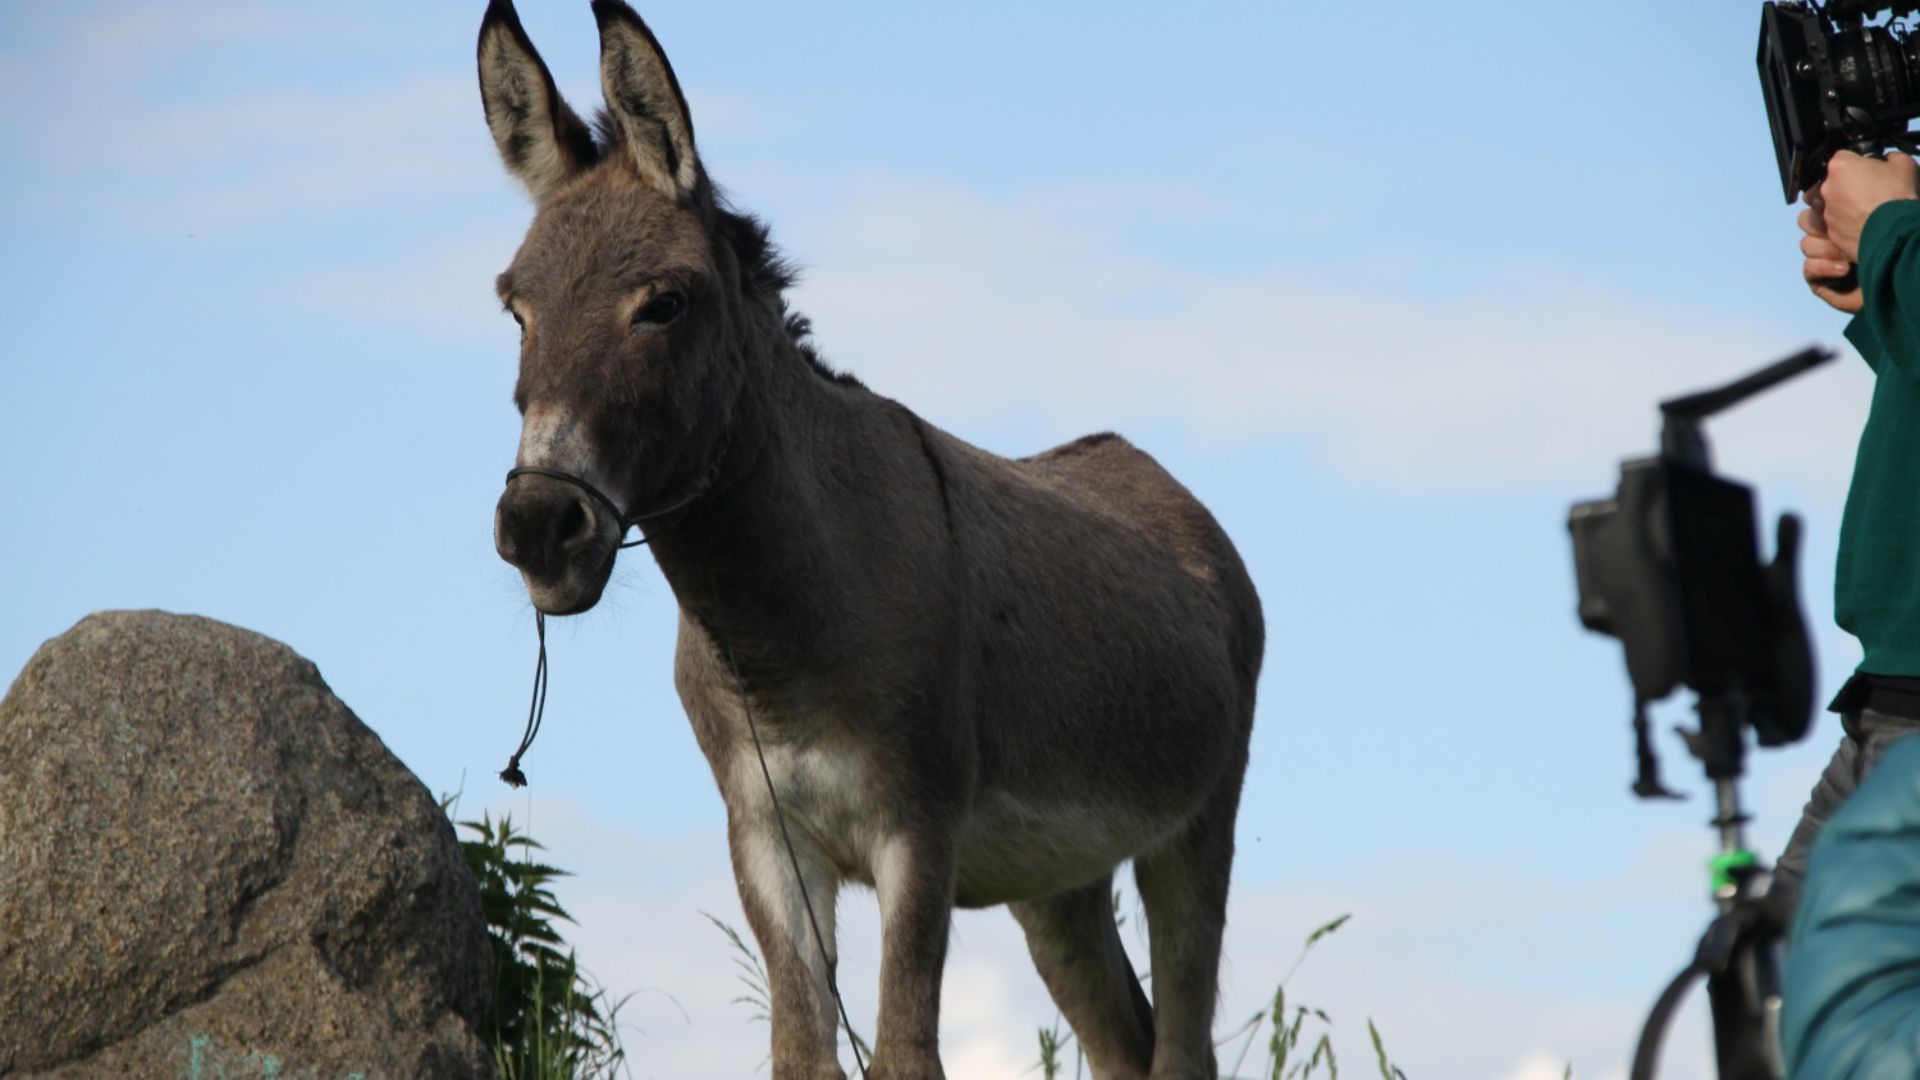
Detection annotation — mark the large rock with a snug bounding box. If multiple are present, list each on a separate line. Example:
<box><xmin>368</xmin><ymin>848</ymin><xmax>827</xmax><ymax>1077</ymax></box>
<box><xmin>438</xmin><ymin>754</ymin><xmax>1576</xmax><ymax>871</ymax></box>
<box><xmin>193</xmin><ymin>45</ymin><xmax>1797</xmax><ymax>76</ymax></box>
<box><xmin>0</xmin><ymin>611</ymin><xmax>495</xmax><ymax>1078</ymax></box>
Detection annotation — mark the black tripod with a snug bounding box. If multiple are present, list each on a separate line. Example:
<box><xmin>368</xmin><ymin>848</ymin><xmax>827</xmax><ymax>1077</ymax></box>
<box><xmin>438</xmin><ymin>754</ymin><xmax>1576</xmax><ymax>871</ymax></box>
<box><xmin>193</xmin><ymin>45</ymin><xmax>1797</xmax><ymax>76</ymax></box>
<box><xmin>1568</xmin><ymin>348</ymin><xmax>1832</xmax><ymax>1079</ymax></box>
<box><xmin>1629</xmin><ymin>693</ymin><xmax>1787</xmax><ymax>1080</ymax></box>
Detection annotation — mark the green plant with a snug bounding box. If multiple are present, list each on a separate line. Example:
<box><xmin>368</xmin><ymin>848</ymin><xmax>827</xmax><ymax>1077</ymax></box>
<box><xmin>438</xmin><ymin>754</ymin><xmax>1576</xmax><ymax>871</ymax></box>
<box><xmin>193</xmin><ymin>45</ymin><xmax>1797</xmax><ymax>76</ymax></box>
<box><xmin>706</xmin><ymin>899</ymin><xmax>1579</xmax><ymax>1079</ymax></box>
<box><xmin>705</xmin><ymin>912</ymin><xmax>872</xmax><ymax>1067</ymax></box>
<box><xmin>704</xmin><ymin>911</ymin><xmax>773</xmax><ymax>1026</ymax></box>
<box><xmin>1023</xmin><ymin>909</ymin><xmax>1385</xmax><ymax>1080</ymax></box>
<box><xmin>456</xmin><ymin>811</ymin><xmax>631</xmax><ymax>1080</ymax></box>
<box><xmin>1201</xmin><ymin>914</ymin><xmax>1410</xmax><ymax>1080</ymax></box>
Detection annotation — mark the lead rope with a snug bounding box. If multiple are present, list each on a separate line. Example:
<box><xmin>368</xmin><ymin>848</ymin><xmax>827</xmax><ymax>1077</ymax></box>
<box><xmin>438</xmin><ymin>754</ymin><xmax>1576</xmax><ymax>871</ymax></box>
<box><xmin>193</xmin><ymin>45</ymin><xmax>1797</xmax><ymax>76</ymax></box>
<box><xmin>497</xmin><ymin>444</ymin><xmax>731</xmax><ymax>785</ymax></box>
<box><xmin>499</xmin><ymin>612</ymin><xmax>548</xmax><ymax>788</ymax></box>
<box><xmin>724</xmin><ymin>637</ymin><xmax>871</xmax><ymax>1080</ymax></box>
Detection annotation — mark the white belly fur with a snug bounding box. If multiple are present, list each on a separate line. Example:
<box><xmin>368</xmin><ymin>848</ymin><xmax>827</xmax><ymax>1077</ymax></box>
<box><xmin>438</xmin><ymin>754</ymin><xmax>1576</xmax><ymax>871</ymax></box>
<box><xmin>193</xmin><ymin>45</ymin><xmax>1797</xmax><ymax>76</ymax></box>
<box><xmin>726</xmin><ymin>739</ymin><xmax>1180</xmax><ymax>909</ymax></box>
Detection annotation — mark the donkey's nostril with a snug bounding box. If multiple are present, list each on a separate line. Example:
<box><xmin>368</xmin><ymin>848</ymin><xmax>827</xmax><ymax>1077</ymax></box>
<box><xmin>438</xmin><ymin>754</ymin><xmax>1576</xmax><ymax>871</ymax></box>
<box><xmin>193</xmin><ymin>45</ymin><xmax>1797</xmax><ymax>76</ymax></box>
<box><xmin>557</xmin><ymin>498</ymin><xmax>591</xmax><ymax>550</ymax></box>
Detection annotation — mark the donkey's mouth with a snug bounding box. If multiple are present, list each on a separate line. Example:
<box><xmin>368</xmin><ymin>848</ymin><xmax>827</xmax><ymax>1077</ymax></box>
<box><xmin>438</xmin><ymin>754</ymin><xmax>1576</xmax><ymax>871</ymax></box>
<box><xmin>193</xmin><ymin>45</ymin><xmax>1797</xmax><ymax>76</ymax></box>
<box><xmin>529</xmin><ymin>585</ymin><xmax>599</xmax><ymax>616</ymax></box>
<box><xmin>521</xmin><ymin>544</ymin><xmax>617</xmax><ymax>616</ymax></box>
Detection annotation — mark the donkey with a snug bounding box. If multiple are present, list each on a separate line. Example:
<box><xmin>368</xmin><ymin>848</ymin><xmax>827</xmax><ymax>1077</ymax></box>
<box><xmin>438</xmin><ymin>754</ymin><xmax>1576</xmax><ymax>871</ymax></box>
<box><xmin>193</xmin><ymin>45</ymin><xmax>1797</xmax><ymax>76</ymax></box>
<box><xmin>480</xmin><ymin>3</ymin><xmax>1264</xmax><ymax>1077</ymax></box>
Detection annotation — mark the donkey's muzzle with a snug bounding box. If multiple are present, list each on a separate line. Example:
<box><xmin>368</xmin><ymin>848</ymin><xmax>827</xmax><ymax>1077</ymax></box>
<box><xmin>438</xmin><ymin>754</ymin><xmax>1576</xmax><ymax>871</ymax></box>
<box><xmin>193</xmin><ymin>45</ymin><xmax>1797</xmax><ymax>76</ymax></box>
<box><xmin>494</xmin><ymin>473</ymin><xmax>602</xmax><ymax>580</ymax></box>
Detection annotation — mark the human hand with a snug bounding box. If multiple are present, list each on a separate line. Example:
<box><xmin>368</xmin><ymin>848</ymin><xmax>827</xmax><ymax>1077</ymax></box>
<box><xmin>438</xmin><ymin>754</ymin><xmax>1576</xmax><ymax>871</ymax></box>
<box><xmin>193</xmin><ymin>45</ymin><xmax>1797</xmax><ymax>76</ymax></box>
<box><xmin>1811</xmin><ymin>151</ymin><xmax>1920</xmax><ymax>262</ymax></box>
<box><xmin>1799</xmin><ymin>203</ymin><xmax>1863</xmax><ymax>314</ymax></box>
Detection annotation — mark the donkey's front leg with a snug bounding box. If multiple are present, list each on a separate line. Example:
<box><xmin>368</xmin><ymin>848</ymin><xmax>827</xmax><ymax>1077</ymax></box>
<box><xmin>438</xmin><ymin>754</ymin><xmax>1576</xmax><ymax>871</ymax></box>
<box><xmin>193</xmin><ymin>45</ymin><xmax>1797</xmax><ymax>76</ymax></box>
<box><xmin>870</xmin><ymin>831</ymin><xmax>958</xmax><ymax>1080</ymax></box>
<box><xmin>730</xmin><ymin>817</ymin><xmax>847</xmax><ymax>1080</ymax></box>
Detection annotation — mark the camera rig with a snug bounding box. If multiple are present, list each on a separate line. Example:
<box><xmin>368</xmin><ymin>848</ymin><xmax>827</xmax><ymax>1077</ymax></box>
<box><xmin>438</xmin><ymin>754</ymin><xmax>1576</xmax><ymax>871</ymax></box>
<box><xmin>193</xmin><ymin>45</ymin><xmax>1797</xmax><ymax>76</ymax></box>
<box><xmin>1569</xmin><ymin>346</ymin><xmax>1834</xmax><ymax>1079</ymax></box>
<box><xmin>1570</xmin><ymin>348</ymin><xmax>1827</xmax><ymax>794</ymax></box>
<box><xmin>1760</xmin><ymin>2</ymin><xmax>1920</xmax><ymax>202</ymax></box>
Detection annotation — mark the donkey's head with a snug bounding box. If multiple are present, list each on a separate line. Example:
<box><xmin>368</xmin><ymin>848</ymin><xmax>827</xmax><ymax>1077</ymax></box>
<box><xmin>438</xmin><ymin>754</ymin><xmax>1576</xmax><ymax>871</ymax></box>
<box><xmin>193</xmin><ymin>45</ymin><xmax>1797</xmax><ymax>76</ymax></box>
<box><xmin>482</xmin><ymin>0</ymin><xmax>752</xmax><ymax>614</ymax></box>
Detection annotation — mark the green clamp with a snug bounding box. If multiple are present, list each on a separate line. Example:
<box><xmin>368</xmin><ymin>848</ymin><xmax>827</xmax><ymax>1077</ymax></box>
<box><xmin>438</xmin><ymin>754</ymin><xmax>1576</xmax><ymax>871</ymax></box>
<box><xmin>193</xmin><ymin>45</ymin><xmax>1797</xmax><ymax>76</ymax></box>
<box><xmin>1710</xmin><ymin>848</ymin><xmax>1759</xmax><ymax>893</ymax></box>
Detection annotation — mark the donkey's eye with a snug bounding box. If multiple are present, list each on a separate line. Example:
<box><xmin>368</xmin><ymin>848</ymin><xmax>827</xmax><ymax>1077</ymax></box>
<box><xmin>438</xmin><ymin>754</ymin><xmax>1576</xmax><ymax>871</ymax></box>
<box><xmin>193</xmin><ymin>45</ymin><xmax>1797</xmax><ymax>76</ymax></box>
<box><xmin>632</xmin><ymin>290</ymin><xmax>687</xmax><ymax>329</ymax></box>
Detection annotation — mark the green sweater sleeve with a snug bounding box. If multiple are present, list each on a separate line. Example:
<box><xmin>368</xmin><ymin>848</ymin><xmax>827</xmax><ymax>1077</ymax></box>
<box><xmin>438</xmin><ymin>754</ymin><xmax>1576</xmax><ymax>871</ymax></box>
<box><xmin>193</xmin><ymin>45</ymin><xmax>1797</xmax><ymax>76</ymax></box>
<box><xmin>1851</xmin><ymin>200</ymin><xmax>1920</xmax><ymax>380</ymax></box>
<box><xmin>1833</xmin><ymin>197</ymin><xmax>1920</xmax><ymax>675</ymax></box>
<box><xmin>1845</xmin><ymin>308</ymin><xmax>1883</xmax><ymax>375</ymax></box>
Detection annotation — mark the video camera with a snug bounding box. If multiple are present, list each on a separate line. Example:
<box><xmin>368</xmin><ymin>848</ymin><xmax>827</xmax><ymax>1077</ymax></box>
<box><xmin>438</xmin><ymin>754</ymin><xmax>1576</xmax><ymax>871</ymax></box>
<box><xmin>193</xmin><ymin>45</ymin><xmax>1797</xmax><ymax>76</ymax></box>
<box><xmin>1759</xmin><ymin>2</ymin><xmax>1920</xmax><ymax>203</ymax></box>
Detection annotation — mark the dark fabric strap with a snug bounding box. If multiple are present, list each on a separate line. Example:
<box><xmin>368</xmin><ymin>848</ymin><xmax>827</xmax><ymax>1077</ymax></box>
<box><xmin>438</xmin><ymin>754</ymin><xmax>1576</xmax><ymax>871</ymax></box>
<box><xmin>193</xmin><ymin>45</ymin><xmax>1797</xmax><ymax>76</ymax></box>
<box><xmin>504</xmin><ymin>464</ymin><xmax>711</xmax><ymax>549</ymax></box>
<box><xmin>504</xmin><ymin>466</ymin><xmax>627</xmax><ymax>529</ymax></box>
<box><xmin>1829</xmin><ymin>671</ymin><xmax>1920</xmax><ymax>719</ymax></box>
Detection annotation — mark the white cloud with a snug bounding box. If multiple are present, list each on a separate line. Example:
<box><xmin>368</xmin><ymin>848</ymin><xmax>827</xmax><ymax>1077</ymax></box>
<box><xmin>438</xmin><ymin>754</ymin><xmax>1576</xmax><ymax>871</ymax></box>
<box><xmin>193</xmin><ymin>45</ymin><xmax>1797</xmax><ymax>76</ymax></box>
<box><xmin>278</xmin><ymin>165</ymin><xmax>1868</xmax><ymax>495</ymax></box>
<box><xmin>6</xmin><ymin>6</ymin><xmax>493</xmax><ymax>231</ymax></box>
<box><xmin>1503</xmin><ymin>1050</ymin><xmax>1626</xmax><ymax>1080</ymax></box>
<box><xmin>65</xmin><ymin>3</ymin><xmax>302</xmax><ymax>69</ymax></box>
<box><xmin>71</xmin><ymin>75</ymin><xmax>487</xmax><ymax>230</ymax></box>
<box><xmin>773</xmin><ymin>176</ymin><xmax>1869</xmax><ymax>493</ymax></box>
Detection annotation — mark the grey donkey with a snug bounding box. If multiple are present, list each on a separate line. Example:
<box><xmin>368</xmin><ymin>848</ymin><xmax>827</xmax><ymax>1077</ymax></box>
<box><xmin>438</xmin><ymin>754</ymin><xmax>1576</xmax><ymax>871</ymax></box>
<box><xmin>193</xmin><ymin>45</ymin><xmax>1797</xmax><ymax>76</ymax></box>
<box><xmin>480</xmin><ymin>3</ymin><xmax>1265</xmax><ymax>1077</ymax></box>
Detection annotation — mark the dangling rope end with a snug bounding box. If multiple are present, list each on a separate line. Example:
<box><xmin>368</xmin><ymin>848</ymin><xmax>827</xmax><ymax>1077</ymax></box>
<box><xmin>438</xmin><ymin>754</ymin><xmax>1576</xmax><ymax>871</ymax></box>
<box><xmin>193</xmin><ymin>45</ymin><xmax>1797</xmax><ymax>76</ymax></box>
<box><xmin>498</xmin><ymin>612</ymin><xmax>549</xmax><ymax>790</ymax></box>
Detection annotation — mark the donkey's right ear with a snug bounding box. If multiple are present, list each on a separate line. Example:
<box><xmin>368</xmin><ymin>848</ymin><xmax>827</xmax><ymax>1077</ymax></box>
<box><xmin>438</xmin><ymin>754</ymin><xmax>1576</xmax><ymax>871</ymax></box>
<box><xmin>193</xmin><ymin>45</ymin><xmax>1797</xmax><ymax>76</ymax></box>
<box><xmin>477</xmin><ymin>0</ymin><xmax>598</xmax><ymax>202</ymax></box>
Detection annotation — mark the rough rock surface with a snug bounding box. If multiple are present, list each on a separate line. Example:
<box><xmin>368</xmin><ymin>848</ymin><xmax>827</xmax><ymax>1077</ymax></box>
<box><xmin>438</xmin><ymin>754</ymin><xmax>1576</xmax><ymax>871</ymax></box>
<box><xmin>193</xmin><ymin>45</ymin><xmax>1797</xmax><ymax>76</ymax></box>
<box><xmin>0</xmin><ymin>610</ymin><xmax>494</xmax><ymax>1078</ymax></box>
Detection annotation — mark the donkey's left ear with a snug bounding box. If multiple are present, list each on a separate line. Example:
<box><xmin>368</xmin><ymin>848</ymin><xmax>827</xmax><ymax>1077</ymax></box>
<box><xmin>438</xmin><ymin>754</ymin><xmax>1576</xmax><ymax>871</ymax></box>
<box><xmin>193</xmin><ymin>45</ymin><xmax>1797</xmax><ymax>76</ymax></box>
<box><xmin>591</xmin><ymin>1</ymin><xmax>701</xmax><ymax>202</ymax></box>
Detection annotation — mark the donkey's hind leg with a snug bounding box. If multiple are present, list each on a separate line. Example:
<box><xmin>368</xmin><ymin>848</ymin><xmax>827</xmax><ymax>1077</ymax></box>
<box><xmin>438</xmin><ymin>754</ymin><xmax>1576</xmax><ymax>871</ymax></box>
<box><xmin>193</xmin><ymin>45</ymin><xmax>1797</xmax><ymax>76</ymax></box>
<box><xmin>1133</xmin><ymin>769</ymin><xmax>1245</xmax><ymax>1080</ymax></box>
<box><xmin>1010</xmin><ymin>873</ymin><xmax>1155</xmax><ymax>1080</ymax></box>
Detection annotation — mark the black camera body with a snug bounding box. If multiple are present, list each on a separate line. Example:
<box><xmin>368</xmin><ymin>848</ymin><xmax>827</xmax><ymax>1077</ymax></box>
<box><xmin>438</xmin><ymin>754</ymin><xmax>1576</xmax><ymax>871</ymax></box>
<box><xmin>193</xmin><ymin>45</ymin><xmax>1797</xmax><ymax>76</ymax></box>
<box><xmin>1759</xmin><ymin>1</ymin><xmax>1920</xmax><ymax>202</ymax></box>
<box><xmin>1569</xmin><ymin>350</ymin><xmax>1829</xmax><ymax>792</ymax></box>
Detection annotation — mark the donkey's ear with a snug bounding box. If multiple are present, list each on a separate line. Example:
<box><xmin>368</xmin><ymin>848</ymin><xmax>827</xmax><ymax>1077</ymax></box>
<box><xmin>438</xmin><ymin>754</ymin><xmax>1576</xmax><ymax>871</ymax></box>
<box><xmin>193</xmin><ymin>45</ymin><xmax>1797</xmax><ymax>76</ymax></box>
<box><xmin>592</xmin><ymin>1</ymin><xmax>701</xmax><ymax>202</ymax></box>
<box><xmin>477</xmin><ymin>0</ymin><xmax>598</xmax><ymax>202</ymax></box>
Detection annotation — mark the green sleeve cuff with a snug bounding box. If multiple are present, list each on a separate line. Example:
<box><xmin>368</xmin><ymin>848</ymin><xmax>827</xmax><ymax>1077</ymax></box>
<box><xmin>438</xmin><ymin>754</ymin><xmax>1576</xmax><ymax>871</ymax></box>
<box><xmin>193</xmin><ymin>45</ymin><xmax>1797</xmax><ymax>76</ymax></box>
<box><xmin>1857</xmin><ymin>199</ymin><xmax>1920</xmax><ymax>298</ymax></box>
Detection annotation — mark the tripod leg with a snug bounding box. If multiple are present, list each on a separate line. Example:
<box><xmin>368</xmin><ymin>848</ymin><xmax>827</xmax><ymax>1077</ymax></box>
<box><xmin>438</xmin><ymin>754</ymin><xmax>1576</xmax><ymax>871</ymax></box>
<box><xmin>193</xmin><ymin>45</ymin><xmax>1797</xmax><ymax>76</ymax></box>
<box><xmin>1707</xmin><ymin>927</ymin><xmax>1784</xmax><ymax>1080</ymax></box>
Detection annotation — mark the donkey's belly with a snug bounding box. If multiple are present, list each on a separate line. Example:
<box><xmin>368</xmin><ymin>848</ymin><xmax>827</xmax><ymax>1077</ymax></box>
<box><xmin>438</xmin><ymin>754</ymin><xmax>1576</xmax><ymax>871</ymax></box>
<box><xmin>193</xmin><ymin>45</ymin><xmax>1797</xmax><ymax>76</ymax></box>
<box><xmin>951</xmin><ymin>791</ymin><xmax>1181</xmax><ymax>908</ymax></box>
<box><xmin>727</xmin><ymin>741</ymin><xmax>1173</xmax><ymax>905</ymax></box>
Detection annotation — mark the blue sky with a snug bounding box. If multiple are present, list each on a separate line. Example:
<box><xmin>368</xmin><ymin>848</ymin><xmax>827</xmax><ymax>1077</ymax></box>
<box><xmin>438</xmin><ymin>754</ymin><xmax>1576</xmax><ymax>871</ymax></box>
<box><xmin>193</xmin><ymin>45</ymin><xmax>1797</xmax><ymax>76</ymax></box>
<box><xmin>0</xmin><ymin>3</ymin><xmax>1875</xmax><ymax>1077</ymax></box>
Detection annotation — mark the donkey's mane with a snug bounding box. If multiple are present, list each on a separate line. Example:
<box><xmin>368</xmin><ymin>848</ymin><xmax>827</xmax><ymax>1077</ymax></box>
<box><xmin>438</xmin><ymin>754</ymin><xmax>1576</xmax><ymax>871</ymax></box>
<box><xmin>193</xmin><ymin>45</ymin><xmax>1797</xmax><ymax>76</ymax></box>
<box><xmin>590</xmin><ymin>108</ymin><xmax>863</xmax><ymax>390</ymax></box>
<box><xmin>712</xmin><ymin>209</ymin><xmax>864</xmax><ymax>390</ymax></box>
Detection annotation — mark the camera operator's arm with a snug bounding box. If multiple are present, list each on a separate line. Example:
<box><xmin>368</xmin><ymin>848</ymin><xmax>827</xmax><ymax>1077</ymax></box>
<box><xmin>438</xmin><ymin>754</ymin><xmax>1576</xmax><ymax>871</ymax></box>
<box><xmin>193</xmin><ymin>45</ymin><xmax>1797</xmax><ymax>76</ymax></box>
<box><xmin>1807</xmin><ymin>152</ymin><xmax>1920</xmax><ymax>373</ymax></box>
<box><xmin>1813</xmin><ymin>152</ymin><xmax>1919</xmax><ymax>263</ymax></box>
<box><xmin>1782</xmin><ymin>736</ymin><xmax>1920</xmax><ymax>1079</ymax></box>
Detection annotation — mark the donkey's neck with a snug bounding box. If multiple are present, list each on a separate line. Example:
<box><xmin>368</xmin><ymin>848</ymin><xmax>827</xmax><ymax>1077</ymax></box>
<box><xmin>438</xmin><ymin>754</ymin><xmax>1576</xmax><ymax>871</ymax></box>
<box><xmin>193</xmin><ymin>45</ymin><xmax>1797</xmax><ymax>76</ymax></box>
<box><xmin>643</xmin><ymin>340</ymin><xmax>881</xmax><ymax>682</ymax></box>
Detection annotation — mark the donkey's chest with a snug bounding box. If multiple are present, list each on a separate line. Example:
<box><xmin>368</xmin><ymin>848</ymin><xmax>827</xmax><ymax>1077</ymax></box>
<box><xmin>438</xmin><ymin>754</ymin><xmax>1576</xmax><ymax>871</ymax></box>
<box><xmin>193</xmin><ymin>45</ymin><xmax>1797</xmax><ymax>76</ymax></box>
<box><xmin>718</xmin><ymin>735</ymin><xmax>892</xmax><ymax>884</ymax></box>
